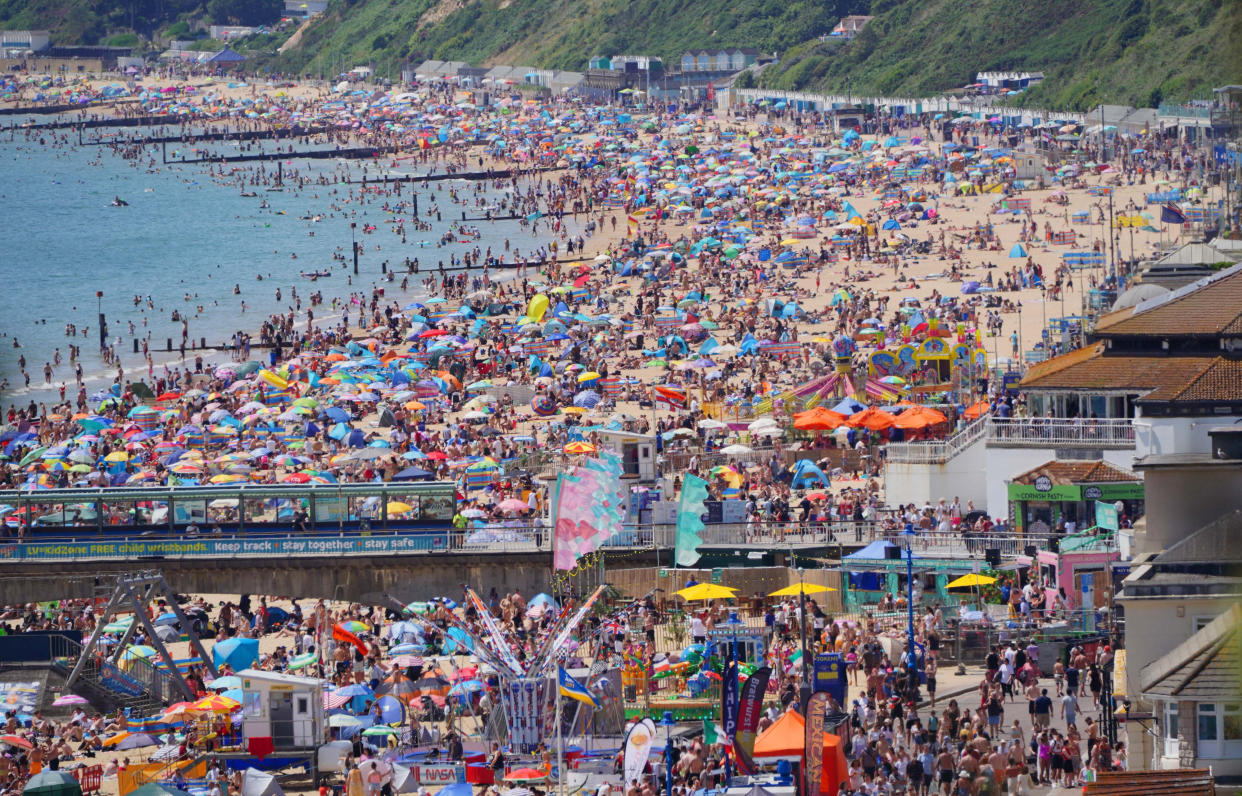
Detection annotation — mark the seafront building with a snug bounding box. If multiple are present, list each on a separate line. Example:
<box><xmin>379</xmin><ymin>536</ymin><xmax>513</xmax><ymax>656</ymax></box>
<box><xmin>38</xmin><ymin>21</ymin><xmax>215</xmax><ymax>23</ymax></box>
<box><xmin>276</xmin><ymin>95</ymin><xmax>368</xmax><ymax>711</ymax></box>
<box><xmin>884</xmin><ymin>262</ymin><xmax>1242</xmax><ymax>521</ymax></box>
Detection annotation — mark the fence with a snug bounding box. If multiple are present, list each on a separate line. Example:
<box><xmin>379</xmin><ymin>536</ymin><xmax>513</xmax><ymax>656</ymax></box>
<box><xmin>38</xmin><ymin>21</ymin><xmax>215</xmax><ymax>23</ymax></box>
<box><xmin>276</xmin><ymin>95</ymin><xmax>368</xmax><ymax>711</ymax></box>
<box><xmin>0</xmin><ymin>630</ymin><xmax>83</xmax><ymax>663</ymax></box>
<box><xmin>885</xmin><ymin>417</ymin><xmax>1135</xmax><ymax>464</ymax></box>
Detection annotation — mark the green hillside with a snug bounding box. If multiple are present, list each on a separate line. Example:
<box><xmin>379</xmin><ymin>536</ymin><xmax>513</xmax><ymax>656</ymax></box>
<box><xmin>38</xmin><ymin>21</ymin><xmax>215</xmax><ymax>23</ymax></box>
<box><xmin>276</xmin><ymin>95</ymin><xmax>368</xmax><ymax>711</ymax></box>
<box><xmin>761</xmin><ymin>0</ymin><xmax>1242</xmax><ymax>109</ymax></box>
<box><xmin>4</xmin><ymin>0</ymin><xmax>1238</xmax><ymax>110</ymax></box>
<box><xmin>279</xmin><ymin>0</ymin><xmax>867</xmax><ymax>77</ymax></box>
<box><xmin>0</xmin><ymin>0</ymin><xmax>280</xmax><ymax>48</ymax></box>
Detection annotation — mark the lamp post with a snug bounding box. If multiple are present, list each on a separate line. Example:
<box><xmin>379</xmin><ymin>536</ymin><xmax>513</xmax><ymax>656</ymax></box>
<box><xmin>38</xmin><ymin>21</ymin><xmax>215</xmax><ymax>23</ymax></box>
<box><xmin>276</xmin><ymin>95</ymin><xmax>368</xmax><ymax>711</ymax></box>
<box><xmin>901</xmin><ymin>528</ymin><xmax>922</xmax><ymax>700</ymax></box>
<box><xmin>797</xmin><ymin>566</ymin><xmax>812</xmax><ymax>714</ymax></box>
<box><xmin>720</xmin><ymin>610</ymin><xmax>746</xmax><ymax>781</ymax></box>
<box><xmin>660</xmin><ymin>710</ymin><xmax>676</xmax><ymax>796</ymax></box>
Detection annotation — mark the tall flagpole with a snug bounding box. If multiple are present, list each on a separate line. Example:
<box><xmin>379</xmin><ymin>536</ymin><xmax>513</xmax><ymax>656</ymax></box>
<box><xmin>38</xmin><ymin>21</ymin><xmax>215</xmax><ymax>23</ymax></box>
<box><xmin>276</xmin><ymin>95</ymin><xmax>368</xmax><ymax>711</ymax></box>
<box><xmin>556</xmin><ymin>678</ymin><xmax>566</xmax><ymax>796</ymax></box>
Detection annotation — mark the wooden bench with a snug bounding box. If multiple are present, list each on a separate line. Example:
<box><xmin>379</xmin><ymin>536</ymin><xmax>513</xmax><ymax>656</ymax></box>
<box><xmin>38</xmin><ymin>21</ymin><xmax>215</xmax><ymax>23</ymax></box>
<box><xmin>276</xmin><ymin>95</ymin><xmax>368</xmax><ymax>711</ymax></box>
<box><xmin>1085</xmin><ymin>768</ymin><xmax>1214</xmax><ymax>795</ymax></box>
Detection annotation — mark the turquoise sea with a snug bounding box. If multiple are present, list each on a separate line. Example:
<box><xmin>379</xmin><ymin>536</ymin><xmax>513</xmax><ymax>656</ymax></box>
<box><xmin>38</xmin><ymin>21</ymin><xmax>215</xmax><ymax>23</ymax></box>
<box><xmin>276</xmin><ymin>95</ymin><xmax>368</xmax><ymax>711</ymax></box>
<box><xmin>0</xmin><ymin>119</ymin><xmax>575</xmax><ymax>409</ymax></box>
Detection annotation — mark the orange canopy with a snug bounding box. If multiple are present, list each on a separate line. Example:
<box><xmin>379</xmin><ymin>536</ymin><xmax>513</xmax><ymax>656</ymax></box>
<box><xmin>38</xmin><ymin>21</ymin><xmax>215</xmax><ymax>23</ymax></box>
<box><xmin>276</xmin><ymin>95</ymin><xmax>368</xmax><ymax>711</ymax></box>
<box><xmin>752</xmin><ymin>710</ymin><xmax>849</xmax><ymax>793</ymax></box>
<box><xmin>893</xmin><ymin>406</ymin><xmax>948</xmax><ymax>430</ymax></box>
<box><xmin>792</xmin><ymin>407</ymin><xmax>848</xmax><ymax>431</ymax></box>
<box><xmin>846</xmin><ymin>406</ymin><xmax>896</xmax><ymax>431</ymax></box>
<box><xmin>962</xmin><ymin>400</ymin><xmax>991</xmax><ymax>419</ymax></box>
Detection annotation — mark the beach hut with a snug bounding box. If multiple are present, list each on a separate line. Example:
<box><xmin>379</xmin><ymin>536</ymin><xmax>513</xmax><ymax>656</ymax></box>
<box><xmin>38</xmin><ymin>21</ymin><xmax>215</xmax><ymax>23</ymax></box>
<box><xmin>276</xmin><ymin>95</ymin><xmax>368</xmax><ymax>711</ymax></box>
<box><xmin>238</xmin><ymin>669</ymin><xmax>325</xmax><ymax>751</ymax></box>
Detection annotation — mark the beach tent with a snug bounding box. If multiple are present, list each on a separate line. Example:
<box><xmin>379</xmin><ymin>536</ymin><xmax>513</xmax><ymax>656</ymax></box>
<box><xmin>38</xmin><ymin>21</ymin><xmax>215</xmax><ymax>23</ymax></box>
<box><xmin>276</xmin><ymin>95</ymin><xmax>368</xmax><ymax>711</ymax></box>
<box><xmin>789</xmin><ymin>459</ymin><xmax>829</xmax><ymax>489</ymax></box>
<box><xmin>830</xmin><ymin>397</ymin><xmax>865</xmax><ymax>415</ymax></box>
<box><xmin>241</xmin><ymin>768</ymin><xmax>285</xmax><ymax>796</ymax></box>
<box><xmin>23</xmin><ymin>771</ymin><xmax>82</xmax><ymax>796</ymax></box>
<box><xmin>212</xmin><ymin>637</ymin><xmax>259</xmax><ymax>671</ymax></box>
<box><xmin>751</xmin><ymin>710</ymin><xmax>848</xmax><ymax>793</ymax></box>
<box><xmin>391</xmin><ymin>765</ymin><xmax>420</xmax><ymax>794</ymax></box>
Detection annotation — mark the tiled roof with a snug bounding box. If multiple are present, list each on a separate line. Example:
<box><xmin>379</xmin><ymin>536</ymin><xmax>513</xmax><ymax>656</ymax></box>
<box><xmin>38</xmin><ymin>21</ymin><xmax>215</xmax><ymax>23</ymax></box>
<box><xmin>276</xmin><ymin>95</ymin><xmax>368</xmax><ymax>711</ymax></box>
<box><xmin>1012</xmin><ymin>459</ymin><xmax>1140</xmax><ymax>486</ymax></box>
<box><xmin>1140</xmin><ymin>357</ymin><xmax>1242</xmax><ymax>403</ymax></box>
<box><xmin>1020</xmin><ymin>348</ymin><xmax>1221</xmax><ymax>393</ymax></box>
<box><xmin>1019</xmin><ymin>343</ymin><xmax>1104</xmax><ymax>386</ymax></box>
<box><xmin>1095</xmin><ymin>265</ymin><xmax>1242</xmax><ymax>337</ymax></box>
<box><xmin>1140</xmin><ymin>603</ymin><xmax>1240</xmax><ymax>699</ymax></box>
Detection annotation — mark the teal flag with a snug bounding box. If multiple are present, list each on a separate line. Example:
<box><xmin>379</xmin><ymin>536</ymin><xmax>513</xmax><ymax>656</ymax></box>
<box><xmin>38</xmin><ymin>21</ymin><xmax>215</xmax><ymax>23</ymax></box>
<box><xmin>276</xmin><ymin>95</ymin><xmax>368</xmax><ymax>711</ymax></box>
<box><xmin>675</xmin><ymin>474</ymin><xmax>709</xmax><ymax>567</ymax></box>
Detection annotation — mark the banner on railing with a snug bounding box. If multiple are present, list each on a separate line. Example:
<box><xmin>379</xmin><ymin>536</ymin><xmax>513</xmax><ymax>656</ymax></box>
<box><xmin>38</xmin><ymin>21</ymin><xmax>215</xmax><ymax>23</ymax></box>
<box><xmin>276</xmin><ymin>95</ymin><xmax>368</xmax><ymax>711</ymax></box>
<box><xmin>0</xmin><ymin>533</ymin><xmax>450</xmax><ymax>562</ymax></box>
<box><xmin>0</xmin><ymin>681</ymin><xmax>40</xmax><ymax>714</ymax></box>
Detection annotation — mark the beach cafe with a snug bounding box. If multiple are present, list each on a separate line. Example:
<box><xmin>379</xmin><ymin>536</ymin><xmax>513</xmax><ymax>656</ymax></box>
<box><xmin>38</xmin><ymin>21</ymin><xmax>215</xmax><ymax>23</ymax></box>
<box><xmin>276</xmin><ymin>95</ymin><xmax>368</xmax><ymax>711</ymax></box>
<box><xmin>1005</xmin><ymin>460</ymin><xmax>1144</xmax><ymax>536</ymax></box>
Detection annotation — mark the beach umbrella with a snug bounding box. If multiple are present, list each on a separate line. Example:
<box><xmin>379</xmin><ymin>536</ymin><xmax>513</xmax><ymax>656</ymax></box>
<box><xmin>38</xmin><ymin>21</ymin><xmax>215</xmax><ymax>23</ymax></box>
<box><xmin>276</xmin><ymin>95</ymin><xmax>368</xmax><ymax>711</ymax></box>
<box><xmin>212</xmin><ymin>637</ymin><xmax>259</xmax><ymax>671</ymax></box>
<box><xmin>191</xmin><ymin>694</ymin><xmax>240</xmax><ymax>713</ymax></box>
<box><xmin>129</xmin><ymin>785</ymin><xmax>193</xmax><ymax>796</ymax></box>
<box><xmin>947</xmin><ymin>574</ymin><xmax>997</xmax><ymax>589</ymax></box>
<box><xmin>893</xmin><ymin>406</ymin><xmax>947</xmax><ymax>429</ymax></box>
<box><xmin>117</xmin><ymin>733</ymin><xmax>159</xmax><ymax>750</ymax></box>
<box><xmin>768</xmin><ymin>583</ymin><xmax>836</xmax><ymax>597</ymax></box>
<box><xmin>675</xmin><ymin>583</ymin><xmax>737</xmax><ymax>601</ymax></box>
<box><xmin>23</xmin><ymin>770</ymin><xmax>82</xmax><ymax>796</ymax></box>
<box><xmin>51</xmin><ymin>694</ymin><xmax>88</xmax><ymax>706</ymax></box>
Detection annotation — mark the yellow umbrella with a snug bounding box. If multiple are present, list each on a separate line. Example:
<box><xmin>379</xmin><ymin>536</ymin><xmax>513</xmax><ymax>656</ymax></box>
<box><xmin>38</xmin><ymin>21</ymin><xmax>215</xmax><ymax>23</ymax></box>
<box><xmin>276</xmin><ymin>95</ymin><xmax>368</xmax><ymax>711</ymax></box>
<box><xmin>104</xmin><ymin>451</ymin><xmax>129</xmax><ymax>462</ymax></box>
<box><xmin>768</xmin><ymin>583</ymin><xmax>837</xmax><ymax>597</ymax></box>
<box><xmin>576</xmin><ymin>371</ymin><xmax>601</xmax><ymax>382</ymax></box>
<box><xmin>387</xmin><ymin>501</ymin><xmax>414</xmax><ymax>515</ymax></box>
<box><xmin>675</xmin><ymin>583</ymin><xmax>737</xmax><ymax>601</ymax></box>
<box><xmin>946</xmin><ymin>573</ymin><xmax>997</xmax><ymax>589</ymax></box>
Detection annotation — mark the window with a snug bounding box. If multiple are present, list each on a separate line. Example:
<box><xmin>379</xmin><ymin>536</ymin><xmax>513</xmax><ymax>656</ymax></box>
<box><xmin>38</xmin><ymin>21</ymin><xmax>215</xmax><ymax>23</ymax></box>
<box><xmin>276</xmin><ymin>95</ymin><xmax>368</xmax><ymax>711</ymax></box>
<box><xmin>1163</xmin><ymin>701</ymin><xmax>1179</xmax><ymax>758</ymax></box>
<box><xmin>1199</xmin><ymin>703</ymin><xmax>1218</xmax><ymax>740</ymax></box>
<box><xmin>296</xmin><ymin>696</ymin><xmax>309</xmax><ymax>714</ymax></box>
<box><xmin>1224</xmin><ymin>703</ymin><xmax>1242</xmax><ymax>741</ymax></box>
<box><xmin>1192</xmin><ymin>615</ymin><xmax>1219</xmax><ymax>633</ymax></box>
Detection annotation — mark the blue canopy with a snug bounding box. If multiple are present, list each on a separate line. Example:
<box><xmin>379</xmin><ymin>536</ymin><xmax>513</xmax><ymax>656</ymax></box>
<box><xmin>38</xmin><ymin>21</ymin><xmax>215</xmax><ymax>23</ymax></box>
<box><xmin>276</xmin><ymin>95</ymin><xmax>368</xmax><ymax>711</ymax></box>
<box><xmin>845</xmin><ymin>540</ymin><xmax>914</xmax><ymax>560</ymax></box>
<box><xmin>212</xmin><ymin>637</ymin><xmax>259</xmax><ymax>670</ymax></box>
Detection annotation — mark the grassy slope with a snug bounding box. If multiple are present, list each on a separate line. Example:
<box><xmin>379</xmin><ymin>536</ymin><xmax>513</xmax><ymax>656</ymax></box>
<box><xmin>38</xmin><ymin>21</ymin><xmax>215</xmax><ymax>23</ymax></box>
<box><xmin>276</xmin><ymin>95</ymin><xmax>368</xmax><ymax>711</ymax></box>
<box><xmin>0</xmin><ymin>0</ymin><xmax>108</xmax><ymax>43</ymax></box>
<box><xmin>761</xmin><ymin>0</ymin><xmax>1242</xmax><ymax>109</ymax></box>
<box><xmin>277</xmin><ymin>0</ymin><xmax>867</xmax><ymax>74</ymax></box>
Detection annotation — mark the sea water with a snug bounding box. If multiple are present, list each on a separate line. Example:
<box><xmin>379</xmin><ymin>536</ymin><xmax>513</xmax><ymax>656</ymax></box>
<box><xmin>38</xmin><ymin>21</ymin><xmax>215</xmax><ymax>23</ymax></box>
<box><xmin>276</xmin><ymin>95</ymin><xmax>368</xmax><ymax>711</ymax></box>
<box><xmin>0</xmin><ymin>120</ymin><xmax>577</xmax><ymax>409</ymax></box>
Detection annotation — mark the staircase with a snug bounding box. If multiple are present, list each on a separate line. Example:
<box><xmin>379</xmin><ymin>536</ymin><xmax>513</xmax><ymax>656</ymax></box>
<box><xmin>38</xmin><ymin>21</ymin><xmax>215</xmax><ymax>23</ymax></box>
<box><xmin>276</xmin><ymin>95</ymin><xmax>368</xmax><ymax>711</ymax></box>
<box><xmin>885</xmin><ymin>415</ymin><xmax>990</xmax><ymax>465</ymax></box>
<box><xmin>51</xmin><ymin>636</ymin><xmax>176</xmax><ymax>717</ymax></box>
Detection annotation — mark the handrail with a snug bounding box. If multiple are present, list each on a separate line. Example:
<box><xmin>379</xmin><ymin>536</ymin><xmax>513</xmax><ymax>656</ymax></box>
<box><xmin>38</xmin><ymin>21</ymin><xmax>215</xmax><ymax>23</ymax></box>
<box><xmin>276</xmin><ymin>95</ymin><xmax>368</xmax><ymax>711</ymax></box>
<box><xmin>0</xmin><ymin>520</ymin><xmax>1098</xmax><ymax>562</ymax></box>
<box><xmin>884</xmin><ymin>416</ymin><xmax>1136</xmax><ymax>464</ymax></box>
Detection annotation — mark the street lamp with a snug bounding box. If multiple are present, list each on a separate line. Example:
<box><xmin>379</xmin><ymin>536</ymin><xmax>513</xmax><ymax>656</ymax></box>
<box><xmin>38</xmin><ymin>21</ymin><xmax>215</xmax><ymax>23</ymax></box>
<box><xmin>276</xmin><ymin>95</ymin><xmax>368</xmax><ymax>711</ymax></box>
<box><xmin>660</xmin><ymin>710</ymin><xmax>676</xmax><ymax>796</ymax></box>
<box><xmin>719</xmin><ymin>610</ymin><xmax>746</xmax><ymax>780</ymax></box>
<box><xmin>797</xmin><ymin>566</ymin><xmax>812</xmax><ymax>714</ymax></box>
<box><xmin>901</xmin><ymin>528</ymin><xmax>922</xmax><ymax>700</ymax></box>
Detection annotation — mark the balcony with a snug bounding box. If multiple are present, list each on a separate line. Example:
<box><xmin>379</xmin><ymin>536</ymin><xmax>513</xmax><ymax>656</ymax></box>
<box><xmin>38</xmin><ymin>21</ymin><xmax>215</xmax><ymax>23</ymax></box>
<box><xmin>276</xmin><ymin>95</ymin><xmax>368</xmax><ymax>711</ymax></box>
<box><xmin>886</xmin><ymin>417</ymin><xmax>1135</xmax><ymax>464</ymax></box>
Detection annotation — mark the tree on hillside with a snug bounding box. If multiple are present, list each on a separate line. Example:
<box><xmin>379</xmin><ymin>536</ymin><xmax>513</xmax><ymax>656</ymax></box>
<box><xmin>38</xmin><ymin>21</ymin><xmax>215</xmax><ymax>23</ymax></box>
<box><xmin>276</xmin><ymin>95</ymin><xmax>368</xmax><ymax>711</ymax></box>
<box><xmin>207</xmin><ymin>0</ymin><xmax>282</xmax><ymax>26</ymax></box>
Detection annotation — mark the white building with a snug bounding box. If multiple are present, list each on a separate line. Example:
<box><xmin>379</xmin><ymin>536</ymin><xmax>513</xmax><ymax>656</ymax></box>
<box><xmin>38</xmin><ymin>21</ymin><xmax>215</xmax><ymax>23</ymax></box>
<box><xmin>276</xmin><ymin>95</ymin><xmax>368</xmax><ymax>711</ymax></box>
<box><xmin>238</xmin><ymin>668</ymin><xmax>325</xmax><ymax>750</ymax></box>
<box><xmin>885</xmin><ymin>263</ymin><xmax>1242</xmax><ymax>519</ymax></box>
<box><xmin>1</xmin><ymin>30</ymin><xmax>50</xmax><ymax>56</ymax></box>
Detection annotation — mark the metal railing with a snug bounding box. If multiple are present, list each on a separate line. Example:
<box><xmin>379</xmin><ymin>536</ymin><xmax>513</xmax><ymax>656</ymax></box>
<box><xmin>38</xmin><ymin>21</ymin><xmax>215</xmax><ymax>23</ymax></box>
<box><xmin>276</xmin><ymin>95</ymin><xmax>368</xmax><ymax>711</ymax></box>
<box><xmin>0</xmin><ymin>518</ymin><xmax>1111</xmax><ymax>562</ymax></box>
<box><xmin>884</xmin><ymin>415</ymin><xmax>990</xmax><ymax>464</ymax></box>
<box><xmin>885</xmin><ymin>416</ymin><xmax>1135</xmax><ymax>464</ymax></box>
<box><xmin>985</xmin><ymin>417</ymin><xmax>1135</xmax><ymax>448</ymax></box>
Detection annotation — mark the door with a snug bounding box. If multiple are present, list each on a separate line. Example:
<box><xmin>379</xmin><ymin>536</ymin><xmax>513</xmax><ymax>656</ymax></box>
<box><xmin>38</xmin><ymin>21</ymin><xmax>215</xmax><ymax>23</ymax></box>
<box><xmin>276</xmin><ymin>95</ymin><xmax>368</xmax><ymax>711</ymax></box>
<box><xmin>270</xmin><ymin>691</ymin><xmax>294</xmax><ymax>748</ymax></box>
